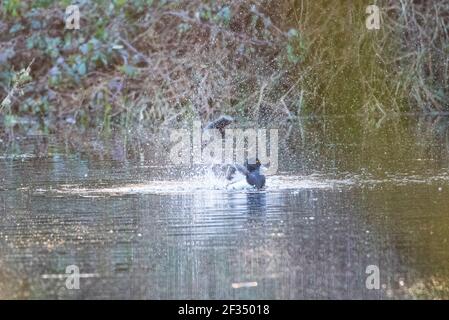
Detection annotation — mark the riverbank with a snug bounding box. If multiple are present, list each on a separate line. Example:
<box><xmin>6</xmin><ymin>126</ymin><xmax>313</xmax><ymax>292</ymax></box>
<box><xmin>1</xmin><ymin>1</ymin><xmax>448</xmax><ymax>131</ymax></box>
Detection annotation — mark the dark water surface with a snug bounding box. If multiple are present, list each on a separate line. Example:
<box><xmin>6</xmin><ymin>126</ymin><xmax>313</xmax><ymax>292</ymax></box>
<box><xmin>1</xmin><ymin>115</ymin><xmax>449</xmax><ymax>299</ymax></box>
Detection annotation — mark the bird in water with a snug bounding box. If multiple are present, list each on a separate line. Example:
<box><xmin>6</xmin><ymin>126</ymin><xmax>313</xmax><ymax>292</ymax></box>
<box><xmin>234</xmin><ymin>158</ymin><xmax>266</xmax><ymax>190</ymax></box>
<box><xmin>203</xmin><ymin>115</ymin><xmax>266</xmax><ymax>190</ymax></box>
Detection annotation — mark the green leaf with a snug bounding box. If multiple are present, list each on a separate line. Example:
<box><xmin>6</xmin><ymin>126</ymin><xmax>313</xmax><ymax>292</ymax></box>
<box><xmin>77</xmin><ymin>62</ymin><xmax>87</xmax><ymax>76</ymax></box>
<box><xmin>115</xmin><ymin>0</ymin><xmax>126</xmax><ymax>8</ymax></box>
<box><xmin>216</xmin><ymin>6</ymin><xmax>231</xmax><ymax>24</ymax></box>
<box><xmin>10</xmin><ymin>23</ymin><xmax>24</xmax><ymax>33</ymax></box>
<box><xmin>287</xmin><ymin>44</ymin><xmax>300</xmax><ymax>64</ymax></box>
<box><xmin>30</xmin><ymin>19</ymin><xmax>42</xmax><ymax>30</ymax></box>
<box><xmin>4</xmin><ymin>115</ymin><xmax>17</xmax><ymax>127</ymax></box>
<box><xmin>26</xmin><ymin>37</ymin><xmax>35</xmax><ymax>49</ymax></box>
<box><xmin>79</xmin><ymin>43</ymin><xmax>89</xmax><ymax>55</ymax></box>
<box><xmin>120</xmin><ymin>64</ymin><xmax>138</xmax><ymax>77</ymax></box>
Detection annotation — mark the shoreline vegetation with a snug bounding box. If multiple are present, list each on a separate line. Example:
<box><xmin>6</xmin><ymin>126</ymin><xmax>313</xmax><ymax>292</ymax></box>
<box><xmin>0</xmin><ymin>0</ymin><xmax>448</xmax><ymax>133</ymax></box>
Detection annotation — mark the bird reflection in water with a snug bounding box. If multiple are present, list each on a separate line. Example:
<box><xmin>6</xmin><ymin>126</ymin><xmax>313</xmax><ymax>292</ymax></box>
<box><xmin>246</xmin><ymin>191</ymin><xmax>267</xmax><ymax>215</ymax></box>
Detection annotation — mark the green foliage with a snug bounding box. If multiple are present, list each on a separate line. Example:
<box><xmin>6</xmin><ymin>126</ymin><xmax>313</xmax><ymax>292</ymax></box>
<box><xmin>285</xmin><ymin>28</ymin><xmax>305</xmax><ymax>64</ymax></box>
<box><xmin>1</xmin><ymin>60</ymin><xmax>34</xmax><ymax>120</ymax></box>
<box><xmin>1</xmin><ymin>0</ymin><xmax>447</xmax><ymax>130</ymax></box>
<box><xmin>2</xmin><ymin>0</ymin><xmax>21</xmax><ymax>17</ymax></box>
<box><xmin>214</xmin><ymin>6</ymin><xmax>231</xmax><ymax>25</ymax></box>
<box><xmin>1</xmin><ymin>0</ymin><xmax>291</xmax><ymax>125</ymax></box>
<box><xmin>119</xmin><ymin>65</ymin><xmax>139</xmax><ymax>78</ymax></box>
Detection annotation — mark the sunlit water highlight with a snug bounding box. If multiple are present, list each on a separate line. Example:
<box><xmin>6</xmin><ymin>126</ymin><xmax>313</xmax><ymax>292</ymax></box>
<box><xmin>30</xmin><ymin>170</ymin><xmax>449</xmax><ymax>197</ymax></box>
<box><xmin>37</xmin><ymin>175</ymin><xmax>352</xmax><ymax>196</ymax></box>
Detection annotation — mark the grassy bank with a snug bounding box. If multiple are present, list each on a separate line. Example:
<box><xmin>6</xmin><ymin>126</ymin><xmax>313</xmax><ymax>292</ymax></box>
<box><xmin>0</xmin><ymin>0</ymin><xmax>448</xmax><ymax>131</ymax></box>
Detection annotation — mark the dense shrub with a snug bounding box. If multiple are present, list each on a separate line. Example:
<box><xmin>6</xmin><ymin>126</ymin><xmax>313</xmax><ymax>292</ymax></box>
<box><xmin>0</xmin><ymin>1</ymin><xmax>448</xmax><ymax>130</ymax></box>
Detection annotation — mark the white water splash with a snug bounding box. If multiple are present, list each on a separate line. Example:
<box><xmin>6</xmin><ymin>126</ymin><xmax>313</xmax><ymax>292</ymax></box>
<box><xmin>34</xmin><ymin>174</ymin><xmax>352</xmax><ymax>196</ymax></box>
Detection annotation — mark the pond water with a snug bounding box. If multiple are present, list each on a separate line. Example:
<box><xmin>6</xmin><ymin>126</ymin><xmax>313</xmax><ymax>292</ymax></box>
<box><xmin>1</xmin><ymin>115</ymin><xmax>449</xmax><ymax>299</ymax></box>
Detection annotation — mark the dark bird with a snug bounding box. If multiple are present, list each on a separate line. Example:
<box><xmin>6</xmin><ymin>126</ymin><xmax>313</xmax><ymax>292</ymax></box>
<box><xmin>203</xmin><ymin>115</ymin><xmax>234</xmax><ymax>137</ymax></box>
<box><xmin>203</xmin><ymin>115</ymin><xmax>236</xmax><ymax>179</ymax></box>
<box><xmin>235</xmin><ymin>158</ymin><xmax>266</xmax><ymax>190</ymax></box>
<box><xmin>203</xmin><ymin>116</ymin><xmax>266</xmax><ymax>190</ymax></box>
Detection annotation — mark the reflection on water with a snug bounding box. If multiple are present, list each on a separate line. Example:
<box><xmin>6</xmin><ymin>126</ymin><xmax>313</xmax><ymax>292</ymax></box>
<box><xmin>1</xmin><ymin>115</ymin><xmax>449</xmax><ymax>299</ymax></box>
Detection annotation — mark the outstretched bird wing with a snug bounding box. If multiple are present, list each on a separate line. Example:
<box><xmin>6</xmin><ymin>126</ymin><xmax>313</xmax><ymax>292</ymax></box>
<box><xmin>203</xmin><ymin>115</ymin><xmax>234</xmax><ymax>136</ymax></box>
<box><xmin>234</xmin><ymin>164</ymin><xmax>250</xmax><ymax>176</ymax></box>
